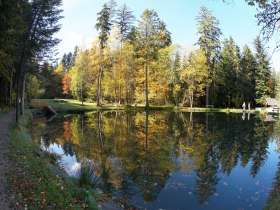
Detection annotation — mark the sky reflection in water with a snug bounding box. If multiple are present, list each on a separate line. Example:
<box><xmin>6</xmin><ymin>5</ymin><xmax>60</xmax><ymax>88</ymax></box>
<box><xmin>31</xmin><ymin>112</ymin><xmax>280</xmax><ymax>210</ymax></box>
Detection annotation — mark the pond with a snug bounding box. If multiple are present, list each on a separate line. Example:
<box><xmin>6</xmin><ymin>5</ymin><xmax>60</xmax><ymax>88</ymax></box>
<box><xmin>30</xmin><ymin>111</ymin><xmax>280</xmax><ymax>210</ymax></box>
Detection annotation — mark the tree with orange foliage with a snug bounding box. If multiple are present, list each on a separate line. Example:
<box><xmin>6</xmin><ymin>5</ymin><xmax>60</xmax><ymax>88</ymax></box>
<box><xmin>62</xmin><ymin>73</ymin><xmax>71</xmax><ymax>98</ymax></box>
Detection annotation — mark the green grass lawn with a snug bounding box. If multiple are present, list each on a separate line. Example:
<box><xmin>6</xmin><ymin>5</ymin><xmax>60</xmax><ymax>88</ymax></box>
<box><xmin>33</xmin><ymin>99</ymin><xmax>125</xmax><ymax>112</ymax></box>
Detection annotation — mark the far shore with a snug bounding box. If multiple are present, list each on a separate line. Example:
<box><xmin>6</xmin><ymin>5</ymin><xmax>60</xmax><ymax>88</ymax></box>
<box><xmin>29</xmin><ymin>99</ymin><xmax>275</xmax><ymax>115</ymax></box>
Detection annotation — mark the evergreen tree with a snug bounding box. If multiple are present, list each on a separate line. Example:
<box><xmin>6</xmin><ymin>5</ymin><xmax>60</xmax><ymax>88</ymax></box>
<box><xmin>61</xmin><ymin>52</ymin><xmax>74</xmax><ymax>72</ymax></box>
<box><xmin>116</xmin><ymin>4</ymin><xmax>135</xmax><ymax>42</ymax></box>
<box><xmin>95</xmin><ymin>0</ymin><xmax>117</xmax><ymax>49</ymax></box>
<box><xmin>14</xmin><ymin>0</ymin><xmax>63</xmax><ymax>121</ymax></box>
<box><xmin>217</xmin><ymin>37</ymin><xmax>241</xmax><ymax>107</ymax></box>
<box><xmin>196</xmin><ymin>6</ymin><xmax>222</xmax><ymax>106</ymax></box>
<box><xmin>240</xmin><ymin>44</ymin><xmax>257</xmax><ymax>106</ymax></box>
<box><xmin>254</xmin><ymin>36</ymin><xmax>271</xmax><ymax>105</ymax></box>
<box><xmin>0</xmin><ymin>0</ymin><xmax>29</xmax><ymax>107</ymax></box>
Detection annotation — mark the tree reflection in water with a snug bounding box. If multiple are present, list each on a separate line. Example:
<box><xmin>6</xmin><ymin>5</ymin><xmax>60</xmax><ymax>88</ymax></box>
<box><xmin>30</xmin><ymin>111</ymin><xmax>278</xmax><ymax>207</ymax></box>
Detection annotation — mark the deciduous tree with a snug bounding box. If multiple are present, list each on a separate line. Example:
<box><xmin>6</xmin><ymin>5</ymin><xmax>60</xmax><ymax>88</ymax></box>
<box><xmin>180</xmin><ymin>49</ymin><xmax>210</xmax><ymax>108</ymax></box>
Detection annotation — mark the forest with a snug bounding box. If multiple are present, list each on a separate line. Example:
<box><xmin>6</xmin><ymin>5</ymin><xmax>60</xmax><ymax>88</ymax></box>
<box><xmin>1</xmin><ymin>0</ymin><xmax>280</xmax><ymax>118</ymax></box>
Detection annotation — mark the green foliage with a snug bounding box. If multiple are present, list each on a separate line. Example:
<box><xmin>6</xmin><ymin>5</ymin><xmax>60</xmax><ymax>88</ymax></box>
<box><xmin>254</xmin><ymin>36</ymin><xmax>271</xmax><ymax>105</ymax></box>
<box><xmin>196</xmin><ymin>6</ymin><xmax>222</xmax><ymax>105</ymax></box>
<box><xmin>217</xmin><ymin>37</ymin><xmax>242</xmax><ymax>107</ymax></box>
<box><xmin>196</xmin><ymin>6</ymin><xmax>222</xmax><ymax>68</ymax></box>
<box><xmin>240</xmin><ymin>44</ymin><xmax>257</xmax><ymax>105</ymax></box>
<box><xmin>116</xmin><ymin>4</ymin><xmax>135</xmax><ymax>40</ymax></box>
<box><xmin>275</xmin><ymin>72</ymin><xmax>280</xmax><ymax>103</ymax></box>
<box><xmin>26</xmin><ymin>74</ymin><xmax>45</xmax><ymax>100</ymax></box>
<box><xmin>95</xmin><ymin>0</ymin><xmax>117</xmax><ymax>48</ymax></box>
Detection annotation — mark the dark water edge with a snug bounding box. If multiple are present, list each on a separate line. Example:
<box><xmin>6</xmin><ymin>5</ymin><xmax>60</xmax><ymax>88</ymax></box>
<box><xmin>30</xmin><ymin>111</ymin><xmax>280</xmax><ymax>210</ymax></box>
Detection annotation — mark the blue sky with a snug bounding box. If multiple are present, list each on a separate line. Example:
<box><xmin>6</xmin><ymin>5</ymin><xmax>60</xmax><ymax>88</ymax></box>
<box><xmin>56</xmin><ymin>0</ymin><xmax>280</xmax><ymax>70</ymax></box>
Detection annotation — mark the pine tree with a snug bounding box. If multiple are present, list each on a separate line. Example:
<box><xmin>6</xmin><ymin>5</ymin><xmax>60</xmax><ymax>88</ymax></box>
<box><xmin>240</xmin><ymin>44</ymin><xmax>257</xmax><ymax>106</ymax></box>
<box><xmin>116</xmin><ymin>4</ymin><xmax>135</xmax><ymax>42</ymax></box>
<box><xmin>196</xmin><ymin>6</ymin><xmax>222</xmax><ymax>106</ymax></box>
<box><xmin>14</xmin><ymin>0</ymin><xmax>63</xmax><ymax>121</ymax></box>
<box><xmin>254</xmin><ymin>36</ymin><xmax>271</xmax><ymax>105</ymax></box>
<box><xmin>217</xmin><ymin>37</ymin><xmax>241</xmax><ymax>107</ymax></box>
<box><xmin>95</xmin><ymin>0</ymin><xmax>117</xmax><ymax>49</ymax></box>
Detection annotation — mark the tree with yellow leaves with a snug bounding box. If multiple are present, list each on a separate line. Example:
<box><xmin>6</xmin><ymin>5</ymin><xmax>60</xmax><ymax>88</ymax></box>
<box><xmin>180</xmin><ymin>49</ymin><xmax>210</xmax><ymax>107</ymax></box>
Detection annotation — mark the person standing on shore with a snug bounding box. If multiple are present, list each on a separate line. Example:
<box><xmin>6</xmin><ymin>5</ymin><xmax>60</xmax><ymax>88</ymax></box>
<box><xmin>242</xmin><ymin>102</ymin><xmax>246</xmax><ymax>111</ymax></box>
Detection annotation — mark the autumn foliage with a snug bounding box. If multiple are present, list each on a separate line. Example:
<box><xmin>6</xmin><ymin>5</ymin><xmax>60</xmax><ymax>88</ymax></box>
<box><xmin>62</xmin><ymin>73</ymin><xmax>71</xmax><ymax>96</ymax></box>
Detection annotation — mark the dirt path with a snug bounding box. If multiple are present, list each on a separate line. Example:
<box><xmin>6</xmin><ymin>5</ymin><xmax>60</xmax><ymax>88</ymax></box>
<box><xmin>0</xmin><ymin>111</ymin><xmax>17</xmax><ymax>209</ymax></box>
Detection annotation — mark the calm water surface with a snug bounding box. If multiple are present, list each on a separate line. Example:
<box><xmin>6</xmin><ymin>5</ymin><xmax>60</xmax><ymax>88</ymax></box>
<box><xmin>30</xmin><ymin>112</ymin><xmax>280</xmax><ymax>210</ymax></box>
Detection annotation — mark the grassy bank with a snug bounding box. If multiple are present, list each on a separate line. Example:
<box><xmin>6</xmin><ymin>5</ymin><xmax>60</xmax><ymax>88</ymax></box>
<box><xmin>36</xmin><ymin>99</ymin><xmax>125</xmax><ymax>113</ymax></box>
<box><xmin>10</xmin><ymin>110</ymin><xmax>98</xmax><ymax>209</ymax></box>
<box><xmin>33</xmin><ymin>99</ymin><xmax>265</xmax><ymax>114</ymax></box>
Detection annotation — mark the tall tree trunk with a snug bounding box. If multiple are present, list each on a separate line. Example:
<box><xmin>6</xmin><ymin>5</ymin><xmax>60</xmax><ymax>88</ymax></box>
<box><xmin>145</xmin><ymin>48</ymin><xmax>149</xmax><ymax>108</ymax></box>
<box><xmin>9</xmin><ymin>70</ymin><xmax>13</xmax><ymax>107</ymax></box>
<box><xmin>15</xmin><ymin>5</ymin><xmax>43</xmax><ymax>122</ymax></box>
<box><xmin>125</xmin><ymin>66</ymin><xmax>129</xmax><ymax>104</ymax></box>
<box><xmin>206</xmin><ymin>84</ymin><xmax>209</xmax><ymax>106</ymax></box>
<box><xmin>20</xmin><ymin>73</ymin><xmax>26</xmax><ymax>115</ymax></box>
<box><xmin>81</xmin><ymin>81</ymin><xmax>83</xmax><ymax>106</ymax></box>
<box><xmin>118</xmin><ymin>82</ymin><xmax>121</xmax><ymax>105</ymax></box>
<box><xmin>16</xmin><ymin>67</ymin><xmax>23</xmax><ymax>122</ymax></box>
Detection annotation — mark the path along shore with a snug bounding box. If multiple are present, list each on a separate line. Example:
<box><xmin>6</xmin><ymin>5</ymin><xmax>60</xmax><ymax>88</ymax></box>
<box><xmin>0</xmin><ymin>111</ymin><xmax>19</xmax><ymax>209</ymax></box>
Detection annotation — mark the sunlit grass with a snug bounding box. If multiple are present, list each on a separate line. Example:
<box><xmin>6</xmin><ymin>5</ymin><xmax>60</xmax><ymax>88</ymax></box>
<box><xmin>29</xmin><ymin>98</ymin><xmax>269</xmax><ymax>114</ymax></box>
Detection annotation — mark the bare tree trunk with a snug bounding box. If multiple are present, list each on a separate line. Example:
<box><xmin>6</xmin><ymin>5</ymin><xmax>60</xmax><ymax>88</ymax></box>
<box><xmin>81</xmin><ymin>77</ymin><xmax>83</xmax><ymax>106</ymax></box>
<box><xmin>9</xmin><ymin>70</ymin><xmax>13</xmax><ymax>107</ymax></box>
<box><xmin>145</xmin><ymin>48</ymin><xmax>149</xmax><ymax>108</ymax></box>
<box><xmin>206</xmin><ymin>84</ymin><xmax>209</xmax><ymax>106</ymax></box>
<box><xmin>125</xmin><ymin>66</ymin><xmax>129</xmax><ymax>104</ymax></box>
<box><xmin>20</xmin><ymin>73</ymin><xmax>26</xmax><ymax>115</ymax></box>
<box><xmin>145</xmin><ymin>24</ymin><xmax>149</xmax><ymax>108</ymax></box>
<box><xmin>118</xmin><ymin>82</ymin><xmax>121</xmax><ymax>105</ymax></box>
<box><xmin>16</xmin><ymin>68</ymin><xmax>23</xmax><ymax>122</ymax></box>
